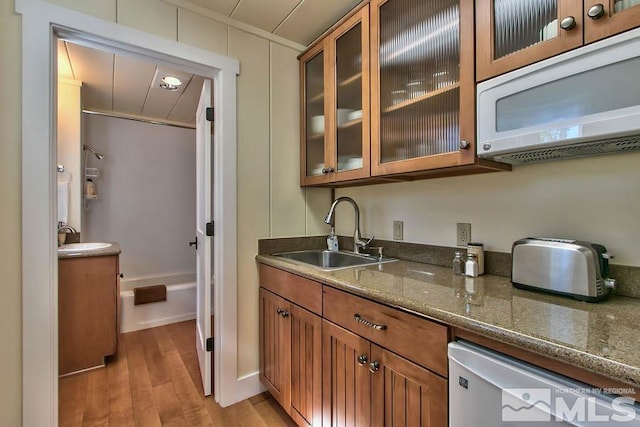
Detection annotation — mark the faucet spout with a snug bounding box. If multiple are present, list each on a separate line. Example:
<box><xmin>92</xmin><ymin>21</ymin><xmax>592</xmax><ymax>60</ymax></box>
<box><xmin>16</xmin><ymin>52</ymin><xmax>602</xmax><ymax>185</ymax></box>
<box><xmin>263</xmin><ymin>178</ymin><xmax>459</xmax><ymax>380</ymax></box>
<box><xmin>325</xmin><ymin>197</ymin><xmax>370</xmax><ymax>254</ymax></box>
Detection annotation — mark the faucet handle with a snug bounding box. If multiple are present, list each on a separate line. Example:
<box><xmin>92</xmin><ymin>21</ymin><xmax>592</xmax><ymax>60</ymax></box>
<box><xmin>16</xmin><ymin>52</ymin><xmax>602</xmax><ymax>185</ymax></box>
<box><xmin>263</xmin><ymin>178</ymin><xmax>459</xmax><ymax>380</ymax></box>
<box><xmin>356</xmin><ymin>236</ymin><xmax>375</xmax><ymax>249</ymax></box>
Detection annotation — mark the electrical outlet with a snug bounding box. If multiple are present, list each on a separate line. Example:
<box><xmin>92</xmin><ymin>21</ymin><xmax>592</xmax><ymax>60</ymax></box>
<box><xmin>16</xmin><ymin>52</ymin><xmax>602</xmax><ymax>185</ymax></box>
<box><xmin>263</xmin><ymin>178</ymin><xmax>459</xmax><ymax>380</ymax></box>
<box><xmin>393</xmin><ymin>221</ymin><xmax>404</xmax><ymax>240</ymax></box>
<box><xmin>457</xmin><ymin>223</ymin><xmax>471</xmax><ymax>246</ymax></box>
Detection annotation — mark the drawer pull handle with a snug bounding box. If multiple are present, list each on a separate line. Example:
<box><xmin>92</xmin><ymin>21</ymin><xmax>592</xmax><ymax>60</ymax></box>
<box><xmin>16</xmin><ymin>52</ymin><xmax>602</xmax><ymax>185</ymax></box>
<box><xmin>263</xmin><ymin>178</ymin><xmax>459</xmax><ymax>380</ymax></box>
<box><xmin>354</xmin><ymin>313</ymin><xmax>387</xmax><ymax>330</ymax></box>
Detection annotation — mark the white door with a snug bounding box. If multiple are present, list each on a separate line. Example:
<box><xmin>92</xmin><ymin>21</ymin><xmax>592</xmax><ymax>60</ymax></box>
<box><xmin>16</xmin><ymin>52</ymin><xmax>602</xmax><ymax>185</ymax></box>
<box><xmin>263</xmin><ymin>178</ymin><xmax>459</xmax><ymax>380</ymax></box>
<box><xmin>195</xmin><ymin>79</ymin><xmax>212</xmax><ymax>396</ymax></box>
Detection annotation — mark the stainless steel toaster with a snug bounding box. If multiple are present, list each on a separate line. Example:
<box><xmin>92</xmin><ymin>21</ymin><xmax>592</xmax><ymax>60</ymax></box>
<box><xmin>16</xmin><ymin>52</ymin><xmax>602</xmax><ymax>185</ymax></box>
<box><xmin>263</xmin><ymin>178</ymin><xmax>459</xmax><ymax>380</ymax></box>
<box><xmin>511</xmin><ymin>238</ymin><xmax>616</xmax><ymax>302</ymax></box>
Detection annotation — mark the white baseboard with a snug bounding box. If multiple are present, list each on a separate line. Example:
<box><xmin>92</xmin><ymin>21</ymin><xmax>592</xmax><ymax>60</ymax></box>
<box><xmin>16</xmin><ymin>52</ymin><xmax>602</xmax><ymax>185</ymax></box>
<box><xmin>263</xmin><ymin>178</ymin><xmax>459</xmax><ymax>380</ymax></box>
<box><xmin>236</xmin><ymin>371</ymin><xmax>266</xmax><ymax>402</ymax></box>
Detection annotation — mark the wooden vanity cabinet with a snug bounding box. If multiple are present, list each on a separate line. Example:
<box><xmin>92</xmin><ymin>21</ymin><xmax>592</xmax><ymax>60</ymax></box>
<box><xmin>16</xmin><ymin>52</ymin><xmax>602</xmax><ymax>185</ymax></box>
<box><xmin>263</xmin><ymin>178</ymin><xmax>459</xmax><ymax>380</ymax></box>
<box><xmin>476</xmin><ymin>0</ymin><xmax>640</xmax><ymax>81</ymax></box>
<box><xmin>259</xmin><ymin>265</ymin><xmax>323</xmax><ymax>427</ymax></box>
<box><xmin>58</xmin><ymin>254</ymin><xmax>119</xmax><ymax>375</ymax></box>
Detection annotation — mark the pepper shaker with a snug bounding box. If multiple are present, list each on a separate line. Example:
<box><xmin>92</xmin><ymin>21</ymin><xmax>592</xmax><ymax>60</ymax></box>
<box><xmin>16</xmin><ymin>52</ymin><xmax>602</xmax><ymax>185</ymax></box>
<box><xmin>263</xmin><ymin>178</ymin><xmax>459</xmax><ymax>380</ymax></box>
<box><xmin>452</xmin><ymin>251</ymin><xmax>465</xmax><ymax>275</ymax></box>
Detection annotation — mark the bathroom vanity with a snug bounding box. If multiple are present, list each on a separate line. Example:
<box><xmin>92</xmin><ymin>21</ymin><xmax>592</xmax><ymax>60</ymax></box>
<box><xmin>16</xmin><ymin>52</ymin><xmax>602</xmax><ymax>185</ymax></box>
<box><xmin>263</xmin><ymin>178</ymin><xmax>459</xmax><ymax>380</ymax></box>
<box><xmin>58</xmin><ymin>243</ymin><xmax>121</xmax><ymax>376</ymax></box>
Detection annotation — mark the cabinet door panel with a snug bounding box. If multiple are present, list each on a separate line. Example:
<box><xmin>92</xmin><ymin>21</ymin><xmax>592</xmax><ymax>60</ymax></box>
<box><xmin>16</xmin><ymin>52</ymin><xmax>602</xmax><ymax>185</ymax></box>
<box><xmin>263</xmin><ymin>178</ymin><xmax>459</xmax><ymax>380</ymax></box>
<box><xmin>300</xmin><ymin>42</ymin><xmax>333</xmax><ymax>186</ymax></box>
<box><xmin>59</xmin><ymin>255</ymin><xmax>117</xmax><ymax>375</ymax></box>
<box><xmin>371</xmin><ymin>344</ymin><xmax>447</xmax><ymax>427</ymax></box>
<box><xmin>371</xmin><ymin>0</ymin><xmax>475</xmax><ymax>175</ymax></box>
<box><xmin>322</xmin><ymin>320</ymin><xmax>371</xmax><ymax>427</ymax></box>
<box><xmin>584</xmin><ymin>0</ymin><xmax>640</xmax><ymax>43</ymax></box>
<box><xmin>476</xmin><ymin>0</ymin><xmax>583</xmax><ymax>81</ymax></box>
<box><xmin>330</xmin><ymin>6</ymin><xmax>371</xmax><ymax>182</ymax></box>
<box><xmin>290</xmin><ymin>305</ymin><xmax>322</xmax><ymax>427</ymax></box>
<box><xmin>259</xmin><ymin>288</ymin><xmax>291</xmax><ymax>408</ymax></box>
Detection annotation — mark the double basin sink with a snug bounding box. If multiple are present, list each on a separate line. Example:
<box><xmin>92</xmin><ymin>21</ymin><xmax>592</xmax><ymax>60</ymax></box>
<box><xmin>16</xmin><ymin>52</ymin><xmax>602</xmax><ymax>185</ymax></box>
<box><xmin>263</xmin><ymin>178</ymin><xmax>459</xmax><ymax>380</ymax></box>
<box><xmin>275</xmin><ymin>249</ymin><xmax>396</xmax><ymax>271</ymax></box>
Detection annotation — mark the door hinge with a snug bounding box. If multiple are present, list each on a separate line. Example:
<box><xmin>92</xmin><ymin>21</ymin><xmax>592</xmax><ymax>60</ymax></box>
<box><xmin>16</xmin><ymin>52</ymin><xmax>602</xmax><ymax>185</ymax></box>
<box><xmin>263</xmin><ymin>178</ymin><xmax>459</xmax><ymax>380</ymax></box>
<box><xmin>206</xmin><ymin>222</ymin><xmax>214</xmax><ymax>237</ymax></box>
<box><xmin>206</xmin><ymin>337</ymin><xmax>214</xmax><ymax>352</ymax></box>
<box><xmin>206</xmin><ymin>107</ymin><xmax>214</xmax><ymax>122</ymax></box>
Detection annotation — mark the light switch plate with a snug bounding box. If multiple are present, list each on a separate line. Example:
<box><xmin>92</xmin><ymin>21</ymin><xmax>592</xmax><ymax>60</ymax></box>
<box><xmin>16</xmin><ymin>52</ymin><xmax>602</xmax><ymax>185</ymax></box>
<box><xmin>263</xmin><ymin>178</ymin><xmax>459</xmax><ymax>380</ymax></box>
<box><xmin>393</xmin><ymin>221</ymin><xmax>404</xmax><ymax>240</ymax></box>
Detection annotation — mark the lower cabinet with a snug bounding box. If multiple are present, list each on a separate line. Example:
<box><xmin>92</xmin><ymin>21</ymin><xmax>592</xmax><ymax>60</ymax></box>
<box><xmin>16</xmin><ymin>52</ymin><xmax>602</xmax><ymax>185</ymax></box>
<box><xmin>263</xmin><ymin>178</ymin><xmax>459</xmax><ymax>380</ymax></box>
<box><xmin>58</xmin><ymin>254</ymin><xmax>119</xmax><ymax>375</ymax></box>
<box><xmin>259</xmin><ymin>288</ymin><xmax>323</xmax><ymax>426</ymax></box>
<box><xmin>259</xmin><ymin>264</ymin><xmax>448</xmax><ymax>427</ymax></box>
<box><xmin>322</xmin><ymin>320</ymin><xmax>447</xmax><ymax>427</ymax></box>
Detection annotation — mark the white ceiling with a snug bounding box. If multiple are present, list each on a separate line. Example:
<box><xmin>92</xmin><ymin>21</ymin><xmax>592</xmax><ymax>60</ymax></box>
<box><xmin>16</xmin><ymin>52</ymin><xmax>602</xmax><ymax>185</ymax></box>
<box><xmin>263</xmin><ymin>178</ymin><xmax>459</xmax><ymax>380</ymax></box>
<box><xmin>58</xmin><ymin>40</ymin><xmax>205</xmax><ymax>127</ymax></box>
<box><xmin>184</xmin><ymin>0</ymin><xmax>363</xmax><ymax>45</ymax></box>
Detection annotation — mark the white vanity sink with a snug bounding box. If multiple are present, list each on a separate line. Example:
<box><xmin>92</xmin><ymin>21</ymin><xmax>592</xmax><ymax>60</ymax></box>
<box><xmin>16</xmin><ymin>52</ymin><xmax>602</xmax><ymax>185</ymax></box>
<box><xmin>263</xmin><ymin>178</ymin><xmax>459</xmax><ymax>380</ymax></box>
<box><xmin>58</xmin><ymin>242</ymin><xmax>112</xmax><ymax>253</ymax></box>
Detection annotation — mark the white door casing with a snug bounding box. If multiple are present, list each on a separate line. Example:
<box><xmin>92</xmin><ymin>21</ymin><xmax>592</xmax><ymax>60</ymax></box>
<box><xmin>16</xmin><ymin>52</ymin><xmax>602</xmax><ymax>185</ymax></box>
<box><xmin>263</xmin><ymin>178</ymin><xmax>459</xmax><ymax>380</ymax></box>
<box><xmin>16</xmin><ymin>0</ymin><xmax>240</xmax><ymax>425</ymax></box>
<box><xmin>195</xmin><ymin>79</ymin><xmax>212</xmax><ymax>396</ymax></box>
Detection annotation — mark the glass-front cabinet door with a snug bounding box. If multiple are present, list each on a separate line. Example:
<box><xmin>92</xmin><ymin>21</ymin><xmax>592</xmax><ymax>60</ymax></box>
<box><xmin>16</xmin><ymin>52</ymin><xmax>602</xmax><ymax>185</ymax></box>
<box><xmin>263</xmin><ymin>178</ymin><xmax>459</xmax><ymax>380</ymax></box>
<box><xmin>300</xmin><ymin>6</ymin><xmax>369</xmax><ymax>186</ymax></box>
<box><xmin>300</xmin><ymin>43</ymin><xmax>331</xmax><ymax>185</ymax></box>
<box><xmin>476</xmin><ymin>0</ymin><xmax>583</xmax><ymax>81</ymax></box>
<box><xmin>584</xmin><ymin>0</ymin><xmax>640</xmax><ymax>44</ymax></box>
<box><xmin>370</xmin><ymin>0</ymin><xmax>475</xmax><ymax>176</ymax></box>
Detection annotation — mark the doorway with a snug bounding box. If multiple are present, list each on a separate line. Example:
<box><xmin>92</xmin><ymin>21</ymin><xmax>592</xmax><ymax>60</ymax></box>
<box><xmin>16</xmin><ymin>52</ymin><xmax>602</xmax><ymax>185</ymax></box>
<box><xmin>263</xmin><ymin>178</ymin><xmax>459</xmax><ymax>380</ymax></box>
<box><xmin>18</xmin><ymin>1</ymin><xmax>239</xmax><ymax>425</ymax></box>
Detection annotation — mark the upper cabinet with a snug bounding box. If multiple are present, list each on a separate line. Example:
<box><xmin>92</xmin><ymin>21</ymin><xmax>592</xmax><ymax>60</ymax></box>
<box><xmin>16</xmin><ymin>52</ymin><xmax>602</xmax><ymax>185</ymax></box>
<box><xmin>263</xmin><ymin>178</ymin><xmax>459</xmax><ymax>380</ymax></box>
<box><xmin>476</xmin><ymin>0</ymin><xmax>640</xmax><ymax>81</ymax></box>
<box><xmin>370</xmin><ymin>0</ymin><xmax>476</xmax><ymax>175</ymax></box>
<box><xmin>300</xmin><ymin>6</ymin><xmax>370</xmax><ymax>186</ymax></box>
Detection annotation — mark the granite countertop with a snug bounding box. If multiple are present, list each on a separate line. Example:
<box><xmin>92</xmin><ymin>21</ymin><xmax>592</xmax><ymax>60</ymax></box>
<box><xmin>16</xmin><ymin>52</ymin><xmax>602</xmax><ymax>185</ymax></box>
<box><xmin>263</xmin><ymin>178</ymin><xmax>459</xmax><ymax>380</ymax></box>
<box><xmin>257</xmin><ymin>254</ymin><xmax>640</xmax><ymax>389</ymax></box>
<box><xmin>58</xmin><ymin>242</ymin><xmax>121</xmax><ymax>259</ymax></box>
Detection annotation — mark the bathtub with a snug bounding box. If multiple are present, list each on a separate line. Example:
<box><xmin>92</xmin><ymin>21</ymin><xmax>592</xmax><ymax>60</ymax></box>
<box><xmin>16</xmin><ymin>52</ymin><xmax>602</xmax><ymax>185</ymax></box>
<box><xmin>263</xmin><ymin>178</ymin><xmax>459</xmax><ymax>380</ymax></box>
<box><xmin>120</xmin><ymin>282</ymin><xmax>196</xmax><ymax>333</ymax></box>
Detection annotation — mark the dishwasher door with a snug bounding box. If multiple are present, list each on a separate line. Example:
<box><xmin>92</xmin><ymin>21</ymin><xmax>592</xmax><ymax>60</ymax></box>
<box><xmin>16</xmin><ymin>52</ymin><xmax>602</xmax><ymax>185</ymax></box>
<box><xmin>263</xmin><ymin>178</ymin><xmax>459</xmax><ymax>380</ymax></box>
<box><xmin>448</xmin><ymin>341</ymin><xmax>640</xmax><ymax>427</ymax></box>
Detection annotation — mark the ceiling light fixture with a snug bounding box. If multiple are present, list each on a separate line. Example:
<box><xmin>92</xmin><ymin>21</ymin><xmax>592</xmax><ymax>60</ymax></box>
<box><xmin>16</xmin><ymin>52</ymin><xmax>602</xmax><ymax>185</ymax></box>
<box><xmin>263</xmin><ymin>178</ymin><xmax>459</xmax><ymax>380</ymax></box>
<box><xmin>159</xmin><ymin>76</ymin><xmax>183</xmax><ymax>91</ymax></box>
<box><xmin>161</xmin><ymin>76</ymin><xmax>182</xmax><ymax>86</ymax></box>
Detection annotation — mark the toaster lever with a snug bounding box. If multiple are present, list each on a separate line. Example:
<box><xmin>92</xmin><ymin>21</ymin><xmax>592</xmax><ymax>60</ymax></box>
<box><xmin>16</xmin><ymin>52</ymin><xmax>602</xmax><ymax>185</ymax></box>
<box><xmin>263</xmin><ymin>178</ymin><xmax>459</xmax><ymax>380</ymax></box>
<box><xmin>602</xmin><ymin>253</ymin><xmax>614</xmax><ymax>260</ymax></box>
<box><xmin>604</xmin><ymin>278</ymin><xmax>616</xmax><ymax>289</ymax></box>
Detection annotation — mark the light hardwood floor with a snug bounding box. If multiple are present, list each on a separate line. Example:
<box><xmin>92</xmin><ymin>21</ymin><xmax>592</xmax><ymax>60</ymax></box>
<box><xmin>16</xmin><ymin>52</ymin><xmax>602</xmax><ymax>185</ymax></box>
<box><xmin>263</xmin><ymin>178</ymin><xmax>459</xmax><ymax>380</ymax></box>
<box><xmin>59</xmin><ymin>320</ymin><xmax>296</xmax><ymax>427</ymax></box>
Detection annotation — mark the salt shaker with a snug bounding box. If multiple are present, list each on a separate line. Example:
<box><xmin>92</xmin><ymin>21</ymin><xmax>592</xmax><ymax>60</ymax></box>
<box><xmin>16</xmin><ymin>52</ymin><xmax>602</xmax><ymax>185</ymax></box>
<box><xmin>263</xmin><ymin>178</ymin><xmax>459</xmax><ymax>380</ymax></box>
<box><xmin>452</xmin><ymin>251</ymin><xmax>465</xmax><ymax>275</ymax></box>
<box><xmin>465</xmin><ymin>253</ymin><xmax>479</xmax><ymax>277</ymax></box>
<box><xmin>467</xmin><ymin>242</ymin><xmax>484</xmax><ymax>275</ymax></box>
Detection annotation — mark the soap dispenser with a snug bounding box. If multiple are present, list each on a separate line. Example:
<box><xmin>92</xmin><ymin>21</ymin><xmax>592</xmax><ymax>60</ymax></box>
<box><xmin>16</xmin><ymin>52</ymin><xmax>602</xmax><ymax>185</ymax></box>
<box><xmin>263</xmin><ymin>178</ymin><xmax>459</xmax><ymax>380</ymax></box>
<box><xmin>327</xmin><ymin>227</ymin><xmax>339</xmax><ymax>251</ymax></box>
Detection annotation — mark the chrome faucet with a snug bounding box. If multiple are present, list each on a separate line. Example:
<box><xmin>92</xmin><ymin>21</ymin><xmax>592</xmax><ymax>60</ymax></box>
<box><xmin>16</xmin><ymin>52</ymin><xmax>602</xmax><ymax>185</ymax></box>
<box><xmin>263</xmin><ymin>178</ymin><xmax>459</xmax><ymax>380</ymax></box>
<box><xmin>324</xmin><ymin>196</ymin><xmax>373</xmax><ymax>254</ymax></box>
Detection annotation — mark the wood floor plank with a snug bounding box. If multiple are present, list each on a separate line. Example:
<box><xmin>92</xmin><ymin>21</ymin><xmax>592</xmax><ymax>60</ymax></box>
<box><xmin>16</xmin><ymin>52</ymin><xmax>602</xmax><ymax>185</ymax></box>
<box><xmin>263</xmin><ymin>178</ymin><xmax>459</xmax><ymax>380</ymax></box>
<box><xmin>108</xmin><ymin>339</ymin><xmax>135</xmax><ymax>427</ymax></box>
<box><xmin>126</xmin><ymin>344</ymin><xmax>162</xmax><ymax>426</ymax></box>
<box><xmin>59</xmin><ymin>374</ymin><xmax>88</xmax><ymax>427</ymax></box>
<box><xmin>140</xmin><ymin>328</ymin><xmax>173</xmax><ymax>388</ymax></box>
<box><xmin>81</xmin><ymin>368</ymin><xmax>109</xmax><ymax>426</ymax></box>
<box><xmin>60</xmin><ymin>321</ymin><xmax>295</xmax><ymax>427</ymax></box>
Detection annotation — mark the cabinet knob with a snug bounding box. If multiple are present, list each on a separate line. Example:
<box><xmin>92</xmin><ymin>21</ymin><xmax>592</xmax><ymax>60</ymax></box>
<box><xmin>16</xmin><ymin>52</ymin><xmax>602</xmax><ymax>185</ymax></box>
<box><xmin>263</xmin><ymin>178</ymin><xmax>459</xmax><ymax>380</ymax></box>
<box><xmin>369</xmin><ymin>361</ymin><xmax>380</xmax><ymax>373</ymax></box>
<box><xmin>587</xmin><ymin>4</ymin><xmax>605</xmax><ymax>20</ymax></box>
<box><xmin>321</xmin><ymin>167</ymin><xmax>335</xmax><ymax>174</ymax></box>
<box><xmin>459</xmin><ymin>140</ymin><xmax>470</xmax><ymax>150</ymax></box>
<box><xmin>560</xmin><ymin>16</ymin><xmax>577</xmax><ymax>30</ymax></box>
<box><xmin>357</xmin><ymin>354</ymin><xmax>368</xmax><ymax>365</ymax></box>
<box><xmin>276</xmin><ymin>308</ymin><xmax>289</xmax><ymax>318</ymax></box>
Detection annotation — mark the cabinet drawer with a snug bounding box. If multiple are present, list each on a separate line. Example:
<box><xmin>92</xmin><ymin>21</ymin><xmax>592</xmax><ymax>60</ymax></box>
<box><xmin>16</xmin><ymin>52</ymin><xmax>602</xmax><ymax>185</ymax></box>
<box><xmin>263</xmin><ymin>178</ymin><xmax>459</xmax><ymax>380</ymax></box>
<box><xmin>259</xmin><ymin>264</ymin><xmax>323</xmax><ymax>315</ymax></box>
<box><xmin>323</xmin><ymin>286</ymin><xmax>449</xmax><ymax>377</ymax></box>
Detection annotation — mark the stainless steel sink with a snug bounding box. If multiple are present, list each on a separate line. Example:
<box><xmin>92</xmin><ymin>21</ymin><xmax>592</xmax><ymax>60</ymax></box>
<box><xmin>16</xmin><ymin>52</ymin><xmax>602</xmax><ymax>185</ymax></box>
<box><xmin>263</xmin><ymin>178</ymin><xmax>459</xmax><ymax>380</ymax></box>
<box><xmin>274</xmin><ymin>249</ymin><xmax>396</xmax><ymax>271</ymax></box>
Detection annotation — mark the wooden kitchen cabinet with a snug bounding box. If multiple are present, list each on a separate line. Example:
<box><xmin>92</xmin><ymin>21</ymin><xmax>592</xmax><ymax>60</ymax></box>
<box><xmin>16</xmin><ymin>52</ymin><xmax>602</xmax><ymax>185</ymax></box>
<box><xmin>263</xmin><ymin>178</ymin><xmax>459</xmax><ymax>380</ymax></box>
<box><xmin>370</xmin><ymin>0</ymin><xmax>478</xmax><ymax>176</ymax></box>
<box><xmin>322</xmin><ymin>320</ymin><xmax>447</xmax><ymax>427</ymax></box>
<box><xmin>476</xmin><ymin>0</ymin><xmax>640</xmax><ymax>81</ymax></box>
<box><xmin>300</xmin><ymin>5</ymin><xmax>370</xmax><ymax>186</ymax></box>
<box><xmin>371</xmin><ymin>344</ymin><xmax>447</xmax><ymax>427</ymax></box>
<box><xmin>259</xmin><ymin>266</ymin><xmax>323</xmax><ymax>427</ymax></box>
<box><xmin>259</xmin><ymin>288</ymin><xmax>291</xmax><ymax>407</ymax></box>
<box><xmin>58</xmin><ymin>255</ymin><xmax>119</xmax><ymax>375</ymax></box>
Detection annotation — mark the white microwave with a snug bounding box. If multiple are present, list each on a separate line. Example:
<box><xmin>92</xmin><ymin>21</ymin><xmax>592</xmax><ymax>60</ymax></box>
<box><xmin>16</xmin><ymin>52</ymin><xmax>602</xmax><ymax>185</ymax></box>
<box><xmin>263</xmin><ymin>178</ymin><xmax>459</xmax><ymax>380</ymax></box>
<box><xmin>477</xmin><ymin>27</ymin><xmax>640</xmax><ymax>165</ymax></box>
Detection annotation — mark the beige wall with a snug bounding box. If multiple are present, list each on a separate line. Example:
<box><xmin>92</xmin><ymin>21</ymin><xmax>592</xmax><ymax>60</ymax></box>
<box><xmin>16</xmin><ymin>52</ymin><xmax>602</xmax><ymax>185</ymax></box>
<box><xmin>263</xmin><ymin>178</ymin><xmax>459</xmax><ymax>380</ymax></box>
<box><xmin>1</xmin><ymin>0</ymin><xmax>329</xmax><ymax>421</ymax></box>
<box><xmin>0</xmin><ymin>0</ymin><xmax>23</xmax><ymax>424</ymax></box>
<box><xmin>336</xmin><ymin>151</ymin><xmax>640</xmax><ymax>267</ymax></box>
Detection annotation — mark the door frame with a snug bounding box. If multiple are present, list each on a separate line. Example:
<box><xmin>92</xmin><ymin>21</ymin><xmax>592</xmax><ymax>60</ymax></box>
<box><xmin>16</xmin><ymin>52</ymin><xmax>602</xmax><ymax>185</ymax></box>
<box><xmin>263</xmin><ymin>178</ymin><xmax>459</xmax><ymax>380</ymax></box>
<box><xmin>16</xmin><ymin>0</ymin><xmax>239</xmax><ymax>425</ymax></box>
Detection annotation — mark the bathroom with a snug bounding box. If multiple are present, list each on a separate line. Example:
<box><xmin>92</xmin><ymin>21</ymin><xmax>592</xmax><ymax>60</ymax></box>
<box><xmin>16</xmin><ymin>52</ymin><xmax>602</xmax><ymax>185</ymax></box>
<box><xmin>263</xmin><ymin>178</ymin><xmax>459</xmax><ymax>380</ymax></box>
<box><xmin>56</xmin><ymin>39</ymin><xmax>212</xmax><ymax>362</ymax></box>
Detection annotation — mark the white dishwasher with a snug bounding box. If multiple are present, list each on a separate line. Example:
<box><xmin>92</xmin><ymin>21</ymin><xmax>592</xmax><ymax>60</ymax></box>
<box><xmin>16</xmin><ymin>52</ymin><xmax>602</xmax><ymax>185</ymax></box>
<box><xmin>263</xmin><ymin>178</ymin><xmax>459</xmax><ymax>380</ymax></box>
<box><xmin>448</xmin><ymin>341</ymin><xmax>640</xmax><ymax>426</ymax></box>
